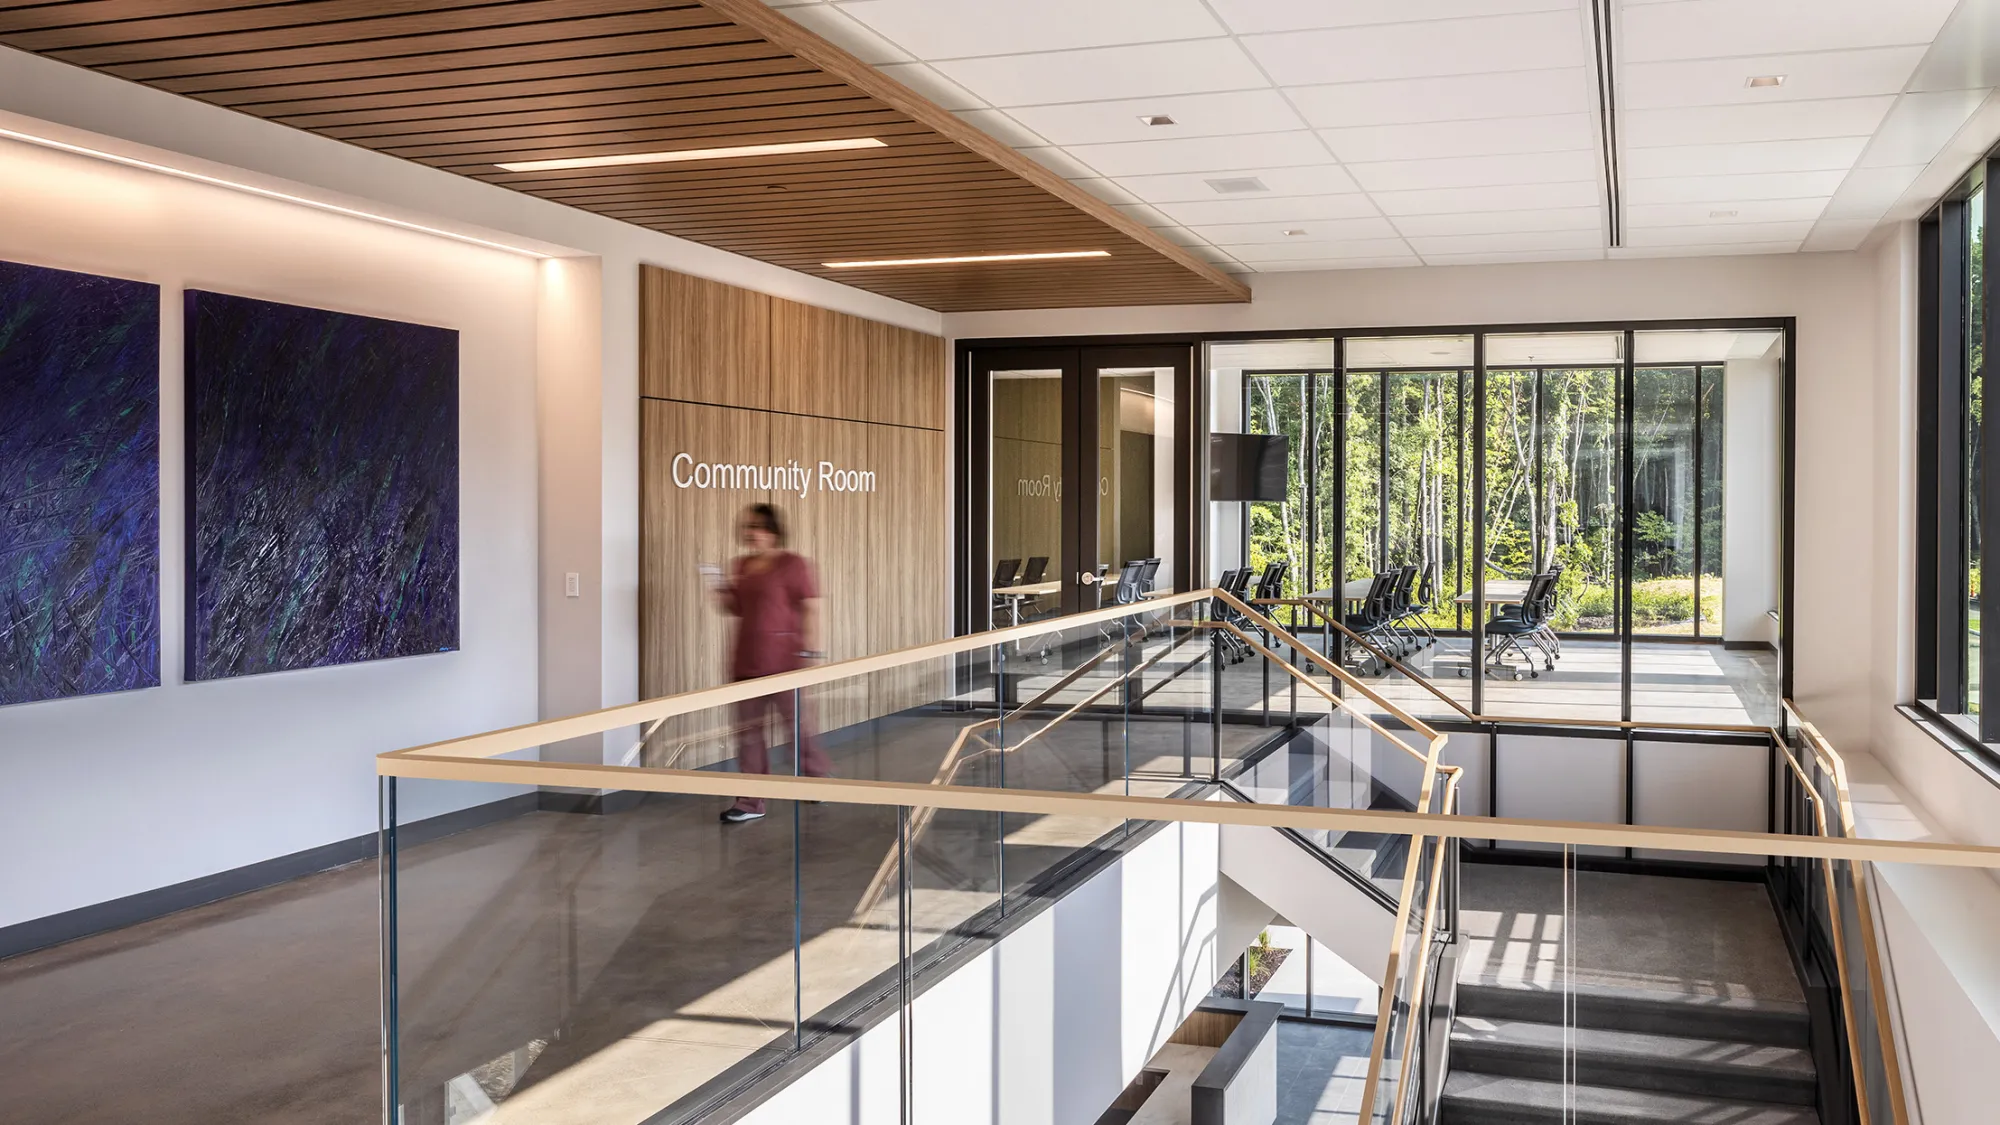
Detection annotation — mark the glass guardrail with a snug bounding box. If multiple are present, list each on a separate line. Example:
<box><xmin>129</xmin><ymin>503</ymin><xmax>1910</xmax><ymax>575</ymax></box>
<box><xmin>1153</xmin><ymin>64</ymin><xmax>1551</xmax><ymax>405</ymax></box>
<box><xmin>375</xmin><ymin>593</ymin><xmax>1973</xmax><ymax>1125</ymax></box>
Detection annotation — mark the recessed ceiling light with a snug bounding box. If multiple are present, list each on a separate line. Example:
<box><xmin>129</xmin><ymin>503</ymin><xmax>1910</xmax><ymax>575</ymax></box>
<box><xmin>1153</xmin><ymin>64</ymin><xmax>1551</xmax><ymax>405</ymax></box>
<box><xmin>1283</xmin><ymin>229</ymin><xmax>1307</xmax><ymax>236</ymax></box>
<box><xmin>1709</xmin><ymin>209</ymin><xmax>1738</xmax><ymax>219</ymax></box>
<box><xmin>1745</xmin><ymin>75</ymin><xmax>1786</xmax><ymax>88</ymax></box>
<box><xmin>1139</xmin><ymin>114</ymin><xmax>1177</xmax><ymax>127</ymax></box>
<box><xmin>823</xmin><ymin>250</ymin><xmax>1112</xmax><ymax>269</ymax></box>
<box><xmin>1206</xmin><ymin>176</ymin><xmax>1269</xmax><ymax>195</ymax></box>
<box><xmin>495</xmin><ymin>137</ymin><xmax>885</xmax><ymax>173</ymax></box>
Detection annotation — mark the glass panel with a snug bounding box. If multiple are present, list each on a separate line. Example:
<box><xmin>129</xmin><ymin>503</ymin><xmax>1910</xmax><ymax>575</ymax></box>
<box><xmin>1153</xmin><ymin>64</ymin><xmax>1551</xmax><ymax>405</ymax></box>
<box><xmin>1097</xmin><ymin>365</ymin><xmax>1176</xmax><ymax>593</ymax></box>
<box><xmin>1969</xmin><ymin>188</ymin><xmax>1984</xmax><ymax>716</ymax></box>
<box><xmin>1482</xmin><ymin>368</ymin><xmax>1538</xmax><ymax>584</ymax></box>
<box><xmin>1539</xmin><ymin>368</ymin><xmax>1620</xmax><ymax>639</ymax></box>
<box><xmin>1632</xmin><ymin>367</ymin><xmax>1698</xmax><ymax>637</ymax></box>
<box><xmin>1386</xmin><ymin>370</ymin><xmax>1466</xmax><ymax>639</ymax></box>
<box><xmin>991</xmin><ymin>370</ymin><xmax>1062</xmax><ymax>629</ymax></box>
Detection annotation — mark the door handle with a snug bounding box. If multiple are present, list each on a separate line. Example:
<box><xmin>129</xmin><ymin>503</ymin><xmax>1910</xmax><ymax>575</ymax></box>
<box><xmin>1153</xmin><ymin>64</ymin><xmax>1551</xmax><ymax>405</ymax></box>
<box><xmin>1077</xmin><ymin>570</ymin><xmax>1100</xmax><ymax>586</ymax></box>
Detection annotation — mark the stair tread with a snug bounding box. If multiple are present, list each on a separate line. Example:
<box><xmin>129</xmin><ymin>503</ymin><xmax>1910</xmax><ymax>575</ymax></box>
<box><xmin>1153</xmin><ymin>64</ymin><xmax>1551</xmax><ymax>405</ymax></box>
<box><xmin>1452</xmin><ymin>1016</ymin><xmax>1816</xmax><ymax>1077</ymax></box>
<box><xmin>1459</xmin><ymin>975</ymin><xmax>1810</xmax><ymax>1018</ymax></box>
<box><xmin>1442</xmin><ymin>1072</ymin><xmax>1820</xmax><ymax>1125</ymax></box>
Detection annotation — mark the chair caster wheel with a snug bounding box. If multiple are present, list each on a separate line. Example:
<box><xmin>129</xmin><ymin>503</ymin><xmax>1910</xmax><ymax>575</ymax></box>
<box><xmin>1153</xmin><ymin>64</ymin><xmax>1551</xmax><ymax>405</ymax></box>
<box><xmin>1512</xmin><ymin>671</ymin><xmax>1525</xmax><ymax>681</ymax></box>
<box><xmin>1529</xmin><ymin>670</ymin><xmax>1539</xmax><ymax>679</ymax></box>
<box><xmin>1457</xmin><ymin>668</ymin><xmax>1469</xmax><ymax>678</ymax></box>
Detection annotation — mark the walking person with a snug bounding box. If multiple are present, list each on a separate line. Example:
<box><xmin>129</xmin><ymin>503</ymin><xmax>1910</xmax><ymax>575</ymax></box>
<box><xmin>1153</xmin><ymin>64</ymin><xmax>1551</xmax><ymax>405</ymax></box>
<box><xmin>708</xmin><ymin>503</ymin><xmax>830</xmax><ymax>823</ymax></box>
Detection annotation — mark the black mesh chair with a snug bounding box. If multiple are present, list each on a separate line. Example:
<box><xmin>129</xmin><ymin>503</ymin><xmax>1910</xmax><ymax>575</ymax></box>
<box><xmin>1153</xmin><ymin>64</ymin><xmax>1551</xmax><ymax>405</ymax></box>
<box><xmin>1341</xmin><ymin>572</ymin><xmax>1397</xmax><ymax>672</ymax></box>
<box><xmin>1254</xmin><ymin>561</ymin><xmax>1288</xmax><ymax>602</ymax></box>
<box><xmin>1020</xmin><ymin>556</ymin><xmax>1049</xmax><ymax>585</ymax></box>
<box><xmin>991</xmin><ymin>558</ymin><xmax>1024</xmax><ymax>624</ymax></box>
<box><xmin>1481</xmin><ymin>572</ymin><xmax>1556</xmax><ymax>679</ymax></box>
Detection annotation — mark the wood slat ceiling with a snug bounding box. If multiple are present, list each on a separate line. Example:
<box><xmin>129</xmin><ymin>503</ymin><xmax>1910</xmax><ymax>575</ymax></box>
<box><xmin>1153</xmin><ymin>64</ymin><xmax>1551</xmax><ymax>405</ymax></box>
<box><xmin>0</xmin><ymin>0</ymin><xmax>1252</xmax><ymax>312</ymax></box>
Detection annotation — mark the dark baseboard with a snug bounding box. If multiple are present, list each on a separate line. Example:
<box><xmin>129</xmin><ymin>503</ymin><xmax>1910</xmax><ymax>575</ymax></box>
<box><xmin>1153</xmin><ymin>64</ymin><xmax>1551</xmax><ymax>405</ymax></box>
<box><xmin>1723</xmin><ymin>640</ymin><xmax>1779</xmax><ymax>652</ymax></box>
<box><xmin>0</xmin><ymin>792</ymin><xmax>538</xmax><ymax>961</ymax></box>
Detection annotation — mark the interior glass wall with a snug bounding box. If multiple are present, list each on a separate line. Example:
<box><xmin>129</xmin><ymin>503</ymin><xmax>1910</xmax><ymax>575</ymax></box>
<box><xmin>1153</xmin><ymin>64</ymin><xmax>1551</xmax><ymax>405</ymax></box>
<box><xmin>1969</xmin><ymin>189</ymin><xmax>1985</xmax><ymax>718</ymax></box>
<box><xmin>1205</xmin><ymin>327</ymin><xmax>1785</xmax><ymax>729</ymax></box>
<box><xmin>990</xmin><ymin>370</ymin><xmax>1062</xmax><ymax>626</ymax></box>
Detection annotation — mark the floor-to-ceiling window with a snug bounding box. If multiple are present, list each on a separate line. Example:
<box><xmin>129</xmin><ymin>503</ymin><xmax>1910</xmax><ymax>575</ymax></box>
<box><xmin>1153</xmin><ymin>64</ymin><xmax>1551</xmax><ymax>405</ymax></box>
<box><xmin>1201</xmin><ymin>326</ymin><xmax>1785</xmax><ymax>728</ymax></box>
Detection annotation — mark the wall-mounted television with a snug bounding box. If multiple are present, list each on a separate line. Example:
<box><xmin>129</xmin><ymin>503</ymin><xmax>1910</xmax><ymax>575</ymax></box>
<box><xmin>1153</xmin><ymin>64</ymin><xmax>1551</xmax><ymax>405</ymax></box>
<box><xmin>1209</xmin><ymin>433</ymin><xmax>1290</xmax><ymax>502</ymax></box>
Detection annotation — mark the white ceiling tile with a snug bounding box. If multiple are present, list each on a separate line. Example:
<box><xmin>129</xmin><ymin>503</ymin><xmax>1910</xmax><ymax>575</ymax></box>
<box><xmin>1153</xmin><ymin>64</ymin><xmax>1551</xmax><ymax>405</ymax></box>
<box><xmin>1856</xmin><ymin>90</ymin><xmax>1991</xmax><ymax>168</ymax></box>
<box><xmin>1223</xmin><ymin>237</ymin><xmax>1413</xmax><ymax>262</ymax></box>
<box><xmin>1802</xmin><ymin>220</ymin><xmax>1878</xmax><ymax>251</ymax></box>
<box><xmin>1406</xmin><ymin>228</ymin><xmax>1603</xmax><ymax>255</ymax></box>
<box><xmin>873</xmin><ymin>63</ymin><xmax>987</xmax><ymax>111</ymax></box>
<box><xmin>835</xmin><ymin>0</ymin><xmax>1225</xmax><ymax>57</ymax></box>
<box><xmin>1207</xmin><ymin>0</ymin><xmax>1571</xmax><ymax>35</ymax></box>
<box><xmin>1064</xmin><ymin>131</ymin><xmax>1332</xmax><ymax>177</ymax></box>
<box><xmin>1623</xmin><ymin>170</ymin><xmax>1849</xmax><ymax>204</ymax></box>
<box><xmin>951</xmin><ymin>109</ymin><xmax>1048</xmax><ymax>148</ymax></box>
<box><xmin>1112</xmin><ymin>164</ymin><xmax>1363</xmax><ymax>203</ymax></box>
<box><xmin>932</xmin><ymin>40</ymin><xmax>1267</xmax><ymax>107</ymax></box>
<box><xmin>1423</xmin><ymin>248</ymin><xmax>1606</xmax><ymax>265</ymax></box>
<box><xmin>1392</xmin><ymin>206</ymin><xmax>1601</xmax><ymax>237</ymax></box>
<box><xmin>1003</xmin><ymin>90</ymin><xmax>1305</xmax><ymax>146</ymax></box>
<box><xmin>1619</xmin><ymin>0</ymin><xmax>1959</xmax><ymax>64</ymax></box>
<box><xmin>1624</xmin><ymin>221</ymin><xmax>1816</xmax><ymax>247</ymax></box>
<box><xmin>1250</xmin><ymin>256</ymin><xmax>1423</xmax><ymax>271</ymax></box>
<box><xmin>1371</xmin><ymin>180</ymin><xmax>1602</xmax><ymax>215</ymax></box>
<box><xmin>1289</xmin><ymin>68</ymin><xmax>1592</xmax><ymax>128</ymax></box>
<box><xmin>1068</xmin><ymin>177</ymin><xmax>1142</xmax><ymax>206</ymax></box>
<box><xmin>1623</xmin><ymin>198</ymin><xmax>1829</xmax><ymax>227</ymax></box>
<box><xmin>1623</xmin><ymin>97</ymin><xmax>1895</xmax><ymax>149</ymax></box>
<box><xmin>776</xmin><ymin>3</ymin><xmax>913</xmax><ymax>64</ymax></box>
<box><xmin>1348</xmin><ymin>149</ymin><xmax>1600</xmax><ymax>192</ymax></box>
<box><xmin>1146</xmin><ymin>224</ymin><xmax>1211</xmax><ymax>247</ymax></box>
<box><xmin>1821</xmin><ymin>165</ymin><xmax>1926</xmax><ymax>218</ymax></box>
<box><xmin>1152</xmin><ymin>193</ymin><xmax>1381</xmax><ymax>226</ymax></box>
<box><xmin>1319</xmin><ymin>113</ymin><xmax>1594</xmax><ymax>163</ymax></box>
<box><xmin>1015</xmin><ymin>146</ymin><xmax>1103</xmax><ymax>178</ymax></box>
<box><xmin>1621</xmin><ymin>47</ymin><xmax>1931</xmax><ymax>110</ymax></box>
<box><xmin>1611</xmin><ymin>241</ymin><xmax>1803</xmax><ymax>259</ymax></box>
<box><xmin>1242</xmin><ymin>11</ymin><xmax>1586</xmax><ymax>86</ymax></box>
<box><xmin>1622</xmin><ymin>138</ymin><xmax>1868</xmax><ymax>179</ymax></box>
<box><xmin>1188</xmin><ymin>217</ymin><xmax>1401</xmax><ymax>244</ymax></box>
<box><xmin>1185</xmin><ymin>244</ymin><xmax>1249</xmax><ymax>266</ymax></box>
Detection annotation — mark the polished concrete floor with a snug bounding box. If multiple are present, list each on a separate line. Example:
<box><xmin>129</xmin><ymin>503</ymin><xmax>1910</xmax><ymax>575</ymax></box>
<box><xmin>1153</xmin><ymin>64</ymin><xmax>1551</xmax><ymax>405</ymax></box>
<box><xmin>0</xmin><ymin>707</ymin><xmax>1269</xmax><ymax>1125</ymax></box>
<box><xmin>1273</xmin><ymin>1020</ymin><xmax>1375</xmax><ymax>1125</ymax></box>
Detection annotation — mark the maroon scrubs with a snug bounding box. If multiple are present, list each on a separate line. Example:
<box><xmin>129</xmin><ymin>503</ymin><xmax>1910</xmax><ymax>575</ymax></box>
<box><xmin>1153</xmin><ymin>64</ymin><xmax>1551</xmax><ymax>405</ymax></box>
<box><xmin>721</xmin><ymin>551</ymin><xmax>830</xmax><ymax>813</ymax></box>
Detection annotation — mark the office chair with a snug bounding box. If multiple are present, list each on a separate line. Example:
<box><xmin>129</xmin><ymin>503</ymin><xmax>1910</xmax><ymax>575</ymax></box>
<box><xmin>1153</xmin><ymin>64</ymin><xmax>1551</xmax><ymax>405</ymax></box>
<box><xmin>1340</xmin><ymin>571</ymin><xmax>1397</xmax><ymax>674</ymax></box>
<box><xmin>1481</xmin><ymin>572</ymin><xmax>1556</xmax><ymax>679</ymax></box>
<box><xmin>1111</xmin><ymin>560</ymin><xmax>1147</xmax><ymax>605</ymax></box>
<box><xmin>1379</xmin><ymin>565</ymin><xmax>1419</xmax><ymax>657</ymax></box>
<box><xmin>1020</xmin><ymin>556</ymin><xmax>1049</xmax><ymax>585</ymax></box>
<box><xmin>1401</xmin><ymin>566</ymin><xmax>1438</xmax><ymax>648</ymax></box>
<box><xmin>1136</xmin><ymin>557</ymin><xmax>1162</xmax><ymax>598</ymax></box>
<box><xmin>992</xmin><ymin>558</ymin><xmax>1021</xmax><ymax>591</ymax></box>
<box><xmin>1254</xmin><ymin>561</ymin><xmax>1288</xmax><ymax>602</ymax></box>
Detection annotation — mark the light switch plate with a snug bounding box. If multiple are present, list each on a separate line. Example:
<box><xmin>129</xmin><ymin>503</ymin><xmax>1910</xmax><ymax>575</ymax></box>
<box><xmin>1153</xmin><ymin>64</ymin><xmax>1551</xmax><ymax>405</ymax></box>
<box><xmin>564</xmin><ymin>572</ymin><xmax>581</xmax><ymax>598</ymax></box>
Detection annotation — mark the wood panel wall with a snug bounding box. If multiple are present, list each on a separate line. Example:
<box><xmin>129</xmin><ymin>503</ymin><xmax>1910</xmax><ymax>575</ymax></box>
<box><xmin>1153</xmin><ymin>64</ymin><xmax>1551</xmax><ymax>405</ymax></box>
<box><xmin>639</xmin><ymin>265</ymin><xmax>946</xmax><ymax>766</ymax></box>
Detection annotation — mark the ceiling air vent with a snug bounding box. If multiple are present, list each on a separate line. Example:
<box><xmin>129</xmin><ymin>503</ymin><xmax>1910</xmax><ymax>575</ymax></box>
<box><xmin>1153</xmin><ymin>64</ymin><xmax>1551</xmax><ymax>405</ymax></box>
<box><xmin>1204</xmin><ymin>176</ymin><xmax>1269</xmax><ymax>195</ymax></box>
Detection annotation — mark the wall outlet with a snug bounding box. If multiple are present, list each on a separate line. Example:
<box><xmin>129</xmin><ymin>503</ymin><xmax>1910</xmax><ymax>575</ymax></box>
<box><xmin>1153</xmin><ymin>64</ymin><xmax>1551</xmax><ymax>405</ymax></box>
<box><xmin>564</xmin><ymin>572</ymin><xmax>581</xmax><ymax>598</ymax></box>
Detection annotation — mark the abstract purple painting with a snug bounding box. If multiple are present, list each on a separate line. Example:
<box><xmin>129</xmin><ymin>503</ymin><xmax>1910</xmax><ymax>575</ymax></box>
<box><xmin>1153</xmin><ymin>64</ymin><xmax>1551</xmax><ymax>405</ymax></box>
<box><xmin>0</xmin><ymin>260</ymin><xmax>160</xmax><ymax>706</ymax></box>
<box><xmin>185</xmin><ymin>291</ymin><xmax>458</xmax><ymax>680</ymax></box>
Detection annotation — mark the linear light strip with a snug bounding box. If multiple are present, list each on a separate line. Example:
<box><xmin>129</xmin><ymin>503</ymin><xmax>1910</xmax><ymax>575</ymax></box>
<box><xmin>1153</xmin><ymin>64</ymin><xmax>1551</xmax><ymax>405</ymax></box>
<box><xmin>497</xmin><ymin>137</ymin><xmax>885</xmax><ymax>173</ymax></box>
<box><xmin>0</xmin><ymin>125</ymin><xmax>550</xmax><ymax>258</ymax></box>
<box><xmin>823</xmin><ymin>250</ymin><xmax>1112</xmax><ymax>269</ymax></box>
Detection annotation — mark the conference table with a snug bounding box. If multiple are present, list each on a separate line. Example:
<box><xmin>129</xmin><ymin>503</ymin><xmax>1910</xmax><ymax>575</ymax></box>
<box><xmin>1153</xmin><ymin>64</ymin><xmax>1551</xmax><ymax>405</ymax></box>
<box><xmin>993</xmin><ymin>580</ymin><xmax>1060</xmax><ymax>627</ymax></box>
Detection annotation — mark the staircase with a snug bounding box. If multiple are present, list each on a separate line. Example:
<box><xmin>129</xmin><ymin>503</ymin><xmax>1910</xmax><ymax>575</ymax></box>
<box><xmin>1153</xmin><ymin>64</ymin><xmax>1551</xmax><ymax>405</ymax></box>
<box><xmin>1440</xmin><ymin>978</ymin><xmax>1820</xmax><ymax>1125</ymax></box>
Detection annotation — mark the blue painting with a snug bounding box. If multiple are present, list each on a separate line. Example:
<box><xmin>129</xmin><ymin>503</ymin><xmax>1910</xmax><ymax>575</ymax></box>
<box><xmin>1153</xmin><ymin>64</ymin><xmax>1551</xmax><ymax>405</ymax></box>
<box><xmin>185</xmin><ymin>291</ymin><xmax>458</xmax><ymax>680</ymax></box>
<box><xmin>0</xmin><ymin>261</ymin><xmax>160</xmax><ymax>707</ymax></box>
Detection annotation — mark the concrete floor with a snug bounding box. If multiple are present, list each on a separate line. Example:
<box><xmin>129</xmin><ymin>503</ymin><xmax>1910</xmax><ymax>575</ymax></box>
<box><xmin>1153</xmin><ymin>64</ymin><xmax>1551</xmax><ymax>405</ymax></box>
<box><xmin>0</xmin><ymin>705</ymin><xmax>1269</xmax><ymax>1125</ymax></box>
<box><xmin>1273</xmin><ymin>1020</ymin><xmax>1375</xmax><ymax>1125</ymax></box>
<box><xmin>1456</xmin><ymin>862</ymin><xmax>1803</xmax><ymax>1002</ymax></box>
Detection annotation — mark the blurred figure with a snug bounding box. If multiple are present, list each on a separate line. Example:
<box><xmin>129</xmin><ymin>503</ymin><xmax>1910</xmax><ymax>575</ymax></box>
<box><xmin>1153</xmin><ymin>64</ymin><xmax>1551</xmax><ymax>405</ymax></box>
<box><xmin>709</xmin><ymin>503</ymin><xmax>829</xmax><ymax>823</ymax></box>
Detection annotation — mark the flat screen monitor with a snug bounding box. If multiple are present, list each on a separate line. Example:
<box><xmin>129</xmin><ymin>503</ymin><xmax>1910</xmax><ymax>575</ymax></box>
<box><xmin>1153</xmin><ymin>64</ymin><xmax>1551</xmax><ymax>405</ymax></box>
<box><xmin>1209</xmin><ymin>433</ymin><xmax>1289</xmax><ymax>502</ymax></box>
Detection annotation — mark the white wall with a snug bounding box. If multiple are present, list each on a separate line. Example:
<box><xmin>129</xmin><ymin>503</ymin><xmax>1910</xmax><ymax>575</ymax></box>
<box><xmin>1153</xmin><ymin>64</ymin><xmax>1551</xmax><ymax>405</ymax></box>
<box><xmin>738</xmin><ymin>821</ymin><xmax>1221</xmax><ymax>1125</ymax></box>
<box><xmin>0</xmin><ymin>134</ymin><xmax>541</xmax><ymax>927</ymax></box>
<box><xmin>946</xmin><ymin>252</ymin><xmax>1881</xmax><ymax>749</ymax></box>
